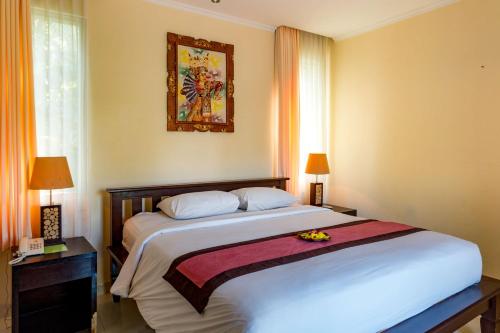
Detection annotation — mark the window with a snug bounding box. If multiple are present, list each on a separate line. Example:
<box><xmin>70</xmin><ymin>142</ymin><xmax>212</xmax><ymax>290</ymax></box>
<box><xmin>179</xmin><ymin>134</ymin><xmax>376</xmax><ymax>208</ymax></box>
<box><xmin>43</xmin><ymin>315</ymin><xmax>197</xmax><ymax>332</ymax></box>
<box><xmin>31</xmin><ymin>2</ymin><xmax>88</xmax><ymax>237</ymax></box>
<box><xmin>298</xmin><ymin>32</ymin><xmax>331</xmax><ymax>201</ymax></box>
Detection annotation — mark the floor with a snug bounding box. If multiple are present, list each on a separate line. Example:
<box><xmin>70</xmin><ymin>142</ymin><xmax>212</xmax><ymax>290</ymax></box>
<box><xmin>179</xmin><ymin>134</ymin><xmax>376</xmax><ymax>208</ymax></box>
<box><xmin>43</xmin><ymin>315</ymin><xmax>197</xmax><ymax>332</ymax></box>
<box><xmin>96</xmin><ymin>294</ymin><xmax>153</xmax><ymax>333</ymax></box>
<box><xmin>0</xmin><ymin>293</ymin><xmax>483</xmax><ymax>332</ymax></box>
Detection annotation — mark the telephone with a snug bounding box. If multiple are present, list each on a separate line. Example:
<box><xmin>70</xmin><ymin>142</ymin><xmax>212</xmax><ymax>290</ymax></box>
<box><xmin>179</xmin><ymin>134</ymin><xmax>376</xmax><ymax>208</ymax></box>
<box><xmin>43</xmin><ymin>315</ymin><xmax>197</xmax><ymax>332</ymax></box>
<box><xmin>9</xmin><ymin>237</ymin><xmax>44</xmax><ymax>265</ymax></box>
<box><xmin>20</xmin><ymin>237</ymin><xmax>44</xmax><ymax>256</ymax></box>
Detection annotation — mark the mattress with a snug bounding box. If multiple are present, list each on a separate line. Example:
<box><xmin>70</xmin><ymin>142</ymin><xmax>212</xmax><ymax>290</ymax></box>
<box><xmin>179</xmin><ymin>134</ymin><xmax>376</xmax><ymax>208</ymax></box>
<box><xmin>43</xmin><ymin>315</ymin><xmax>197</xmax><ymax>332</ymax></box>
<box><xmin>113</xmin><ymin>205</ymin><xmax>482</xmax><ymax>333</ymax></box>
<box><xmin>122</xmin><ymin>209</ymin><xmax>246</xmax><ymax>252</ymax></box>
<box><xmin>123</xmin><ymin>212</ymin><xmax>165</xmax><ymax>252</ymax></box>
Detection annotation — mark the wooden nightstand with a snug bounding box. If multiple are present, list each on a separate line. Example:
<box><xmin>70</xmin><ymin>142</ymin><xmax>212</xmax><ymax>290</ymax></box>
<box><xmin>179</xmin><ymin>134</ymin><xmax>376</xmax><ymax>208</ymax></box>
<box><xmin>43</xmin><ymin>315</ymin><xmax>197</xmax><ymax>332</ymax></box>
<box><xmin>322</xmin><ymin>204</ymin><xmax>357</xmax><ymax>216</ymax></box>
<box><xmin>11</xmin><ymin>237</ymin><xmax>97</xmax><ymax>333</ymax></box>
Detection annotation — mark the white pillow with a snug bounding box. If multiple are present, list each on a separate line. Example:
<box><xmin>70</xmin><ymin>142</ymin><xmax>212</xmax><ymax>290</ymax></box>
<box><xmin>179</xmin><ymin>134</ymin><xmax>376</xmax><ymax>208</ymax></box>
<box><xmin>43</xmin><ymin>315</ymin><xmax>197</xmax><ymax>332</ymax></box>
<box><xmin>156</xmin><ymin>191</ymin><xmax>239</xmax><ymax>219</ymax></box>
<box><xmin>231</xmin><ymin>187</ymin><xmax>297</xmax><ymax>211</ymax></box>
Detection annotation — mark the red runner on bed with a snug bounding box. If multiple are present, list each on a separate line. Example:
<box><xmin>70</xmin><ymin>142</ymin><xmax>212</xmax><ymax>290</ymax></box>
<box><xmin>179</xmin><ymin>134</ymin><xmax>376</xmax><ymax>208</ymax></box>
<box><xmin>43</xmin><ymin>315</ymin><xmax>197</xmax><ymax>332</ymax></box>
<box><xmin>164</xmin><ymin>219</ymin><xmax>424</xmax><ymax>313</ymax></box>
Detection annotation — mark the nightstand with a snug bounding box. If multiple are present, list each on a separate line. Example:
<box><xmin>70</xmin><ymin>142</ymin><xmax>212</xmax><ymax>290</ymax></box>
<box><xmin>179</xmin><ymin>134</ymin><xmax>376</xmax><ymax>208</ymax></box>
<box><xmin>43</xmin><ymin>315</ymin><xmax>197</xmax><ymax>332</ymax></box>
<box><xmin>11</xmin><ymin>237</ymin><xmax>97</xmax><ymax>333</ymax></box>
<box><xmin>322</xmin><ymin>204</ymin><xmax>357</xmax><ymax>216</ymax></box>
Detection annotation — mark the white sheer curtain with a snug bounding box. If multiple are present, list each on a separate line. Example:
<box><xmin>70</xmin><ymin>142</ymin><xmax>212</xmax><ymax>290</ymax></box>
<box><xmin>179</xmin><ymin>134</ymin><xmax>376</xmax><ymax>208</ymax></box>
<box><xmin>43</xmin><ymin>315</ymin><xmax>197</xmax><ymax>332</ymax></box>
<box><xmin>298</xmin><ymin>31</ymin><xmax>332</xmax><ymax>202</ymax></box>
<box><xmin>31</xmin><ymin>0</ymin><xmax>88</xmax><ymax>238</ymax></box>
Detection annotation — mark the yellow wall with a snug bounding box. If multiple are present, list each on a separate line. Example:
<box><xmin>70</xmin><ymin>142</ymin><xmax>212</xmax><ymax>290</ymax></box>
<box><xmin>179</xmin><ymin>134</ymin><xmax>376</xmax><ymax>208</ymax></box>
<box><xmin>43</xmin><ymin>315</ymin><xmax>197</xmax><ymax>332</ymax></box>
<box><xmin>87</xmin><ymin>0</ymin><xmax>274</xmax><ymax>282</ymax></box>
<box><xmin>329</xmin><ymin>0</ymin><xmax>500</xmax><ymax>279</ymax></box>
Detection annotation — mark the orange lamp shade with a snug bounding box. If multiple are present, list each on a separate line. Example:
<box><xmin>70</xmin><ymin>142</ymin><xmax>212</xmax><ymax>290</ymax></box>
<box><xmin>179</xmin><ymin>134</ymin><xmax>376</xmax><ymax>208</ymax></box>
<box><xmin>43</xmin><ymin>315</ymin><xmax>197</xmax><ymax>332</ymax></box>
<box><xmin>305</xmin><ymin>153</ymin><xmax>330</xmax><ymax>175</ymax></box>
<box><xmin>29</xmin><ymin>157</ymin><xmax>74</xmax><ymax>190</ymax></box>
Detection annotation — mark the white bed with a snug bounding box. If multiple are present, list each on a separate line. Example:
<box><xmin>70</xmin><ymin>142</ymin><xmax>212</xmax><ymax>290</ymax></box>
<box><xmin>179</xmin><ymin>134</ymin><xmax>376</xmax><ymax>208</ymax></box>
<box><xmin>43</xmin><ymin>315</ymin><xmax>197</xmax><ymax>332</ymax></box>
<box><xmin>111</xmin><ymin>205</ymin><xmax>482</xmax><ymax>333</ymax></box>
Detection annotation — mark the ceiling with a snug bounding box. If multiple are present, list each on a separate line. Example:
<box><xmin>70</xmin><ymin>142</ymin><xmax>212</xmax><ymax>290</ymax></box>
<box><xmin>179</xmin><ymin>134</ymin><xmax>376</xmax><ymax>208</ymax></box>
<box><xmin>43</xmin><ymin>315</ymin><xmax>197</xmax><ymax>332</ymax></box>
<box><xmin>150</xmin><ymin>0</ymin><xmax>457</xmax><ymax>39</ymax></box>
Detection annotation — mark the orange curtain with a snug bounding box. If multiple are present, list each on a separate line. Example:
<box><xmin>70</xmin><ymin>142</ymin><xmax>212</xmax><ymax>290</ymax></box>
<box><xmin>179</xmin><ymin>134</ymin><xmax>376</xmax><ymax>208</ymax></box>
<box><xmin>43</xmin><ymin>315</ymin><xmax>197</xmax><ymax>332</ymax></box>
<box><xmin>274</xmin><ymin>26</ymin><xmax>300</xmax><ymax>195</ymax></box>
<box><xmin>0</xmin><ymin>0</ymin><xmax>39</xmax><ymax>250</ymax></box>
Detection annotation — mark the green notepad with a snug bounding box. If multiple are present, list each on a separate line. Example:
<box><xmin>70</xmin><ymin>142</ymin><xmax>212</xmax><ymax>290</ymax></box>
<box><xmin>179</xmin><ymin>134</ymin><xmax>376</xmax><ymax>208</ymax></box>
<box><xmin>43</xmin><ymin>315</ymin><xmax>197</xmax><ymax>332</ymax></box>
<box><xmin>44</xmin><ymin>244</ymin><xmax>68</xmax><ymax>254</ymax></box>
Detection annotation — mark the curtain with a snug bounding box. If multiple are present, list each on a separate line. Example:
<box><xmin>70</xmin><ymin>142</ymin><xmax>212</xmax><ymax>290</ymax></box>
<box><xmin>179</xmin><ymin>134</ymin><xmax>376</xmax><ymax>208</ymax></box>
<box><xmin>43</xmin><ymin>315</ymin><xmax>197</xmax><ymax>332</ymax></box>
<box><xmin>298</xmin><ymin>31</ymin><xmax>331</xmax><ymax>202</ymax></box>
<box><xmin>31</xmin><ymin>0</ymin><xmax>88</xmax><ymax>238</ymax></box>
<box><xmin>0</xmin><ymin>0</ymin><xmax>39</xmax><ymax>250</ymax></box>
<box><xmin>274</xmin><ymin>26</ymin><xmax>332</xmax><ymax>202</ymax></box>
<box><xmin>274</xmin><ymin>26</ymin><xmax>301</xmax><ymax>195</ymax></box>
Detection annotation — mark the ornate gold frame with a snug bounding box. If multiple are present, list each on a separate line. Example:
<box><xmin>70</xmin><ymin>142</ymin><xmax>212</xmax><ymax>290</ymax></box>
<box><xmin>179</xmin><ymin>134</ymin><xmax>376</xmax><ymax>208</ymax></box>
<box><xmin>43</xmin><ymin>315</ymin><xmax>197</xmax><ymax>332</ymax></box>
<box><xmin>167</xmin><ymin>32</ymin><xmax>234</xmax><ymax>132</ymax></box>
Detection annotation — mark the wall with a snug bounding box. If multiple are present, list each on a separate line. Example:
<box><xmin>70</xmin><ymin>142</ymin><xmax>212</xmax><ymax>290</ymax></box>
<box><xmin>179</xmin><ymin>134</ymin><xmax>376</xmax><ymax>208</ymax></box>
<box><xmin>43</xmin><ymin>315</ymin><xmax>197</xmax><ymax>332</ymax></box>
<box><xmin>329</xmin><ymin>0</ymin><xmax>500</xmax><ymax>279</ymax></box>
<box><xmin>87</xmin><ymin>0</ymin><xmax>274</xmax><ymax>283</ymax></box>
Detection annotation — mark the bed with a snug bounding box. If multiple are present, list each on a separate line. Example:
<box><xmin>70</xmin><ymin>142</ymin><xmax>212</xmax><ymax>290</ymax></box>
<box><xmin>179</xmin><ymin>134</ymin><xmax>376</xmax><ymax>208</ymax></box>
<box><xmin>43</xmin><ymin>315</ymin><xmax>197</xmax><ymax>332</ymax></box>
<box><xmin>106</xmin><ymin>177</ymin><xmax>500</xmax><ymax>333</ymax></box>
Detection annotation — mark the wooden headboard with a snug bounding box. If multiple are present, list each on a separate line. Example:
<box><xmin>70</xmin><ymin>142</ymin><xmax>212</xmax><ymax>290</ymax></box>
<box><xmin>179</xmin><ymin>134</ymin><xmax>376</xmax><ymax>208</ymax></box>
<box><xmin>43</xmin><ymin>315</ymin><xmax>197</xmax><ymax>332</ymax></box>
<box><xmin>106</xmin><ymin>177</ymin><xmax>288</xmax><ymax>247</ymax></box>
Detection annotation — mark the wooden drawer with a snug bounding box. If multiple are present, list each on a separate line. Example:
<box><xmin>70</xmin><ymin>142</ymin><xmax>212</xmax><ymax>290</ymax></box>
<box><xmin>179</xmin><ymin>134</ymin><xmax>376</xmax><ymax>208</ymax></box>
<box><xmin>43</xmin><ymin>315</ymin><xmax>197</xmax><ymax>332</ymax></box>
<box><xmin>18</xmin><ymin>279</ymin><xmax>91</xmax><ymax>333</ymax></box>
<box><xmin>16</xmin><ymin>256</ymin><xmax>92</xmax><ymax>291</ymax></box>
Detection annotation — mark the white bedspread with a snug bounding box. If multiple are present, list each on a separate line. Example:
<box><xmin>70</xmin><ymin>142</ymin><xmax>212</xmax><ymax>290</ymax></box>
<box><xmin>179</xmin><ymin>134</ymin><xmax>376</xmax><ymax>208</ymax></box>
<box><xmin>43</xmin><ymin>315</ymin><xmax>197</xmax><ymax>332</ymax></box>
<box><xmin>111</xmin><ymin>206</ymin><xmax>482</xmax><ymax>333</ymax></box>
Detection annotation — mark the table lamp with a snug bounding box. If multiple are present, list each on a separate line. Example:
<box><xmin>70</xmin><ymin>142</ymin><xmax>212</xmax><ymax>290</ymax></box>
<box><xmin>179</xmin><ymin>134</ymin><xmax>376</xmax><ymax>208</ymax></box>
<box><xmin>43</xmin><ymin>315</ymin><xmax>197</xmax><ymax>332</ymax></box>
<box><xmin>305</xmin><ymin>153</ymin><xmax>330</xmax><ymax>206</ymax></box>
<box><xmin>30</xmin><ymin>157</ymin><xmax>74</xmax><ymax>245</ymax></box>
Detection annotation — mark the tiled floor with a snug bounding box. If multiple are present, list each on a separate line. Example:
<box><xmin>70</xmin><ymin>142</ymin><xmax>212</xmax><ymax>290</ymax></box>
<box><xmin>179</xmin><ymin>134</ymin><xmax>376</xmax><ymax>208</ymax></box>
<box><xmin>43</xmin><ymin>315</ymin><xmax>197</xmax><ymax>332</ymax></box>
<box><xmin>97</xmin><ymin>294</ymin><xmax>153</xmax><ymax>333</ymax></box>
<box><xmin>458</xmin><ymin>318</ymin><xmax>480</xmax><ymax>333</ymax></box>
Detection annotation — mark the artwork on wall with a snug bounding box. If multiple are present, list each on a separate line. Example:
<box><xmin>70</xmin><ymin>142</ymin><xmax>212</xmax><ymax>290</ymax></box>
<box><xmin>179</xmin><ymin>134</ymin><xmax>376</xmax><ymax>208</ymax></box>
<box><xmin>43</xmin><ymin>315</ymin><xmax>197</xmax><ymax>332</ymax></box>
<box><xmin>167</xmin><ymin>32</ymin><xmax>234</xmax><ymax>132</ymax></box>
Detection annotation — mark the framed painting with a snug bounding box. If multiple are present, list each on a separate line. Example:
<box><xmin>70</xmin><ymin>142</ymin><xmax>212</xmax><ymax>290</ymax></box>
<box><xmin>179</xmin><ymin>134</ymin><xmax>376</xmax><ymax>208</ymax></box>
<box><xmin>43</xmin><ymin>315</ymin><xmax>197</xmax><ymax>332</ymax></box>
<box><xmin>167</xmin><ymin>32</ymin><xmax>234</xmax><ymax>132</ymax></box>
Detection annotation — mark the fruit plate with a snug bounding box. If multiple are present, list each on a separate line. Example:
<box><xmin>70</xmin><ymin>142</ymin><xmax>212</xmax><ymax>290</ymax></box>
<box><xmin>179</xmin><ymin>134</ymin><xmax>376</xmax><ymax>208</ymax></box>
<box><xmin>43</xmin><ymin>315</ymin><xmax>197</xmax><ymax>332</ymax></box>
<box><xmin>297</xmin><ymin>230</ymin><xmax>331</xmax><ymax>242</ymax></box>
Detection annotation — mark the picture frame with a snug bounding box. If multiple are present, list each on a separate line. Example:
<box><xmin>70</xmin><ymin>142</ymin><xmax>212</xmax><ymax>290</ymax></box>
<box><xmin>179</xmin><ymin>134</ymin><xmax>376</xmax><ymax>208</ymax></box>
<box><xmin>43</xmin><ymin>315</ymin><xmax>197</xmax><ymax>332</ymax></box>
<box><xmin>167</xmin><ymin>32</ymin><xmax>234</xmax><ymax>132</ymax></box>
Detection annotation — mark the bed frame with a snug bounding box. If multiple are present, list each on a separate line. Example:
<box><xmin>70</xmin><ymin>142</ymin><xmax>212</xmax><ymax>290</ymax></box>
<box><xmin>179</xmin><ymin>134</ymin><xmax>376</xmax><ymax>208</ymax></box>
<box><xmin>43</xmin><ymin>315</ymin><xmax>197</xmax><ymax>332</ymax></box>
<box><xmin>106</xmin><ymin>178</ymin><xmax>288</xmax><ymax>299</ymax></box>
<box><xmin>106</xmin><ymin>177</ymin><xmax>500</xmax><ymax>333</ymax></box>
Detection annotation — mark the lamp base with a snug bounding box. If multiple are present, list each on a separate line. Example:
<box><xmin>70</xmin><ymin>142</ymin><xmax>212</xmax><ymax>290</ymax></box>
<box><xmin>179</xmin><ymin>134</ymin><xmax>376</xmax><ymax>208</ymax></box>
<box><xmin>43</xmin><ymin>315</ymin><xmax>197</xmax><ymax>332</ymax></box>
<box><xmin>309</xmin><ymin>183</ymin><xmax>324</xmax><ymax>206</ymax></box>
<box><xmin>40</xmin><ymin>204</ymin><xmax>64</xmax><ymax>245</ymax></box>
